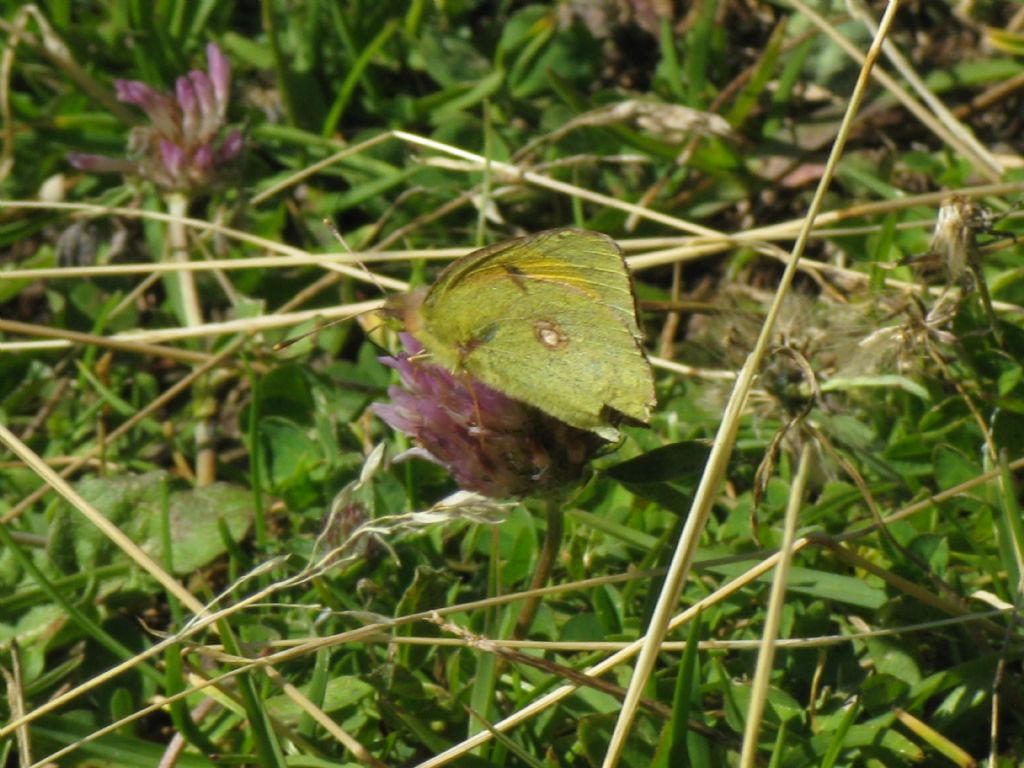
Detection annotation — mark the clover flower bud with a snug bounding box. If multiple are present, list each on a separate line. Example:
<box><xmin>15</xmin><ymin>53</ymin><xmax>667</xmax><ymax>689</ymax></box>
<box><xmin>373</xmin><ymin>334</ymin><xmax>603</xmax><ymax>498</ymax></box>
<box><xmin>67</xmin><ymin>43</ymin><xmax>242</xmax><ymax>193</ymax></box>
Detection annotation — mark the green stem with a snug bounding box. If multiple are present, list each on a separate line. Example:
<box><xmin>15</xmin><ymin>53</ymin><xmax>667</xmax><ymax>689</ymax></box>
<box><xmin>166</xmin><ymin>192</ymin><xmax>217</xmax><ymax>486</ymax></box>
<box><xmin>513</xmin><ymin>498</ymin><xmax>564</xmax><ymax>639</ymax></box>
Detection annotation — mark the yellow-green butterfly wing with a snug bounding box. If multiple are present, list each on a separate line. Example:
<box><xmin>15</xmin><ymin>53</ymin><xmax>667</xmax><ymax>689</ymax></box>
<box><xmin>421</xmin><ymin>228</ymin><xmax>646</xmax><ymax>341</ymax></box>
<box><xmin>394</xmin><ymin>228</ymin><xmax>655</xmax><ymax>439</ymax></box>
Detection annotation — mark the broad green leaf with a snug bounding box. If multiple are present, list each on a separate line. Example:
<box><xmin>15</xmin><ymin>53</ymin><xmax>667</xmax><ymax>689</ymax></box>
<box><xmin>52</xmin><ymin>472</ymin><xmax>253</xmax><ymax>577</ymax></box>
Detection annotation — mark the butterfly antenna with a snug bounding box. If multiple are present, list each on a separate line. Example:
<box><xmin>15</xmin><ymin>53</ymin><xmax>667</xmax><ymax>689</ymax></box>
<box><xmin>272</xmin><ymin>321</ymin><xmax>342</xmax><ymax>352</ymax></box>
<box><xmin>323</xmin><ymin>218</ymin><xmax>388</xmax><ymax>297</ymax></box>
<box><xmin>274</xmin><ymin>221</ymin><xmax>388</xmax><ymax>353</ymax></box>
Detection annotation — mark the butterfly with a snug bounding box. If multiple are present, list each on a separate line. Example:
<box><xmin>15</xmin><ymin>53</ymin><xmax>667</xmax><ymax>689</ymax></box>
<box><xmin>387</xmin><ymin>228</ymin><xmax>655</xmax><ymax>440</ymax></box>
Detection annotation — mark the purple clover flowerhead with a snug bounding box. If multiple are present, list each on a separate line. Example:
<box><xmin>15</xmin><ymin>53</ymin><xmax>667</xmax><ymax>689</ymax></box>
<box><xmin>373</xmin><ymin>334</ymin><xmax>604</xmax><ymax>499</ymax></box>
<box><xmin>65</xmin><ymin>153</ymin><xmax>136</xmax><ymax>175</ymax></box>
<box><xmin>206</xmin><ymin>42</ymin><xmax>231</xmax><ymax>115</ymax></box>
<box><xmin>67</xmin><ymin>42</ymin><xmax>242</xmax><ymax>193</ymax></box>
<box><xmin>218</xmin><ymin>130</ymin><xmax>244</xmax><ymax>163</ymax></box>
<box><xmin>114</xmin><ymin>80</ymin><xmax>180</xmax><ymax>139</ymax></box>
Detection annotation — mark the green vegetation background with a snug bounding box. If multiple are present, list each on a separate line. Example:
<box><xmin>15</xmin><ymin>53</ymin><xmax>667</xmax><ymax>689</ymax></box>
<box><xmin>2</xmin><ymin>2</ymin><xmax>1024</xmax><ymax>767</ymax></box>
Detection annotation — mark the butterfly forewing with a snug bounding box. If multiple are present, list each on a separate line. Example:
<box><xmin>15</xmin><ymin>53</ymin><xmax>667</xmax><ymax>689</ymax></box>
<box><xmin>424</xmin><ymin>229</ymin><xmax>645</xmax><ymax>341</ymax></box>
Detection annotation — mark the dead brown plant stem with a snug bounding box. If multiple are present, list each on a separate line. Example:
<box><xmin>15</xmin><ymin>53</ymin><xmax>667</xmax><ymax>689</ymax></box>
<box><xmin>0</xmin><ymin>7</ymin><xmax>134</xmax><ymax>182</ymax></box>
<box><xmin>658</xmin><ymin>262</ymin><xmax>683</xmax><ymax>360</ymax></box>
<box><xmin>958</xmin><ymin>70</ymin><xmax>1024</xmax><ymax>118</ymax></box>
<box><xmin>812</xmin><ymin>426</ymin><xmax>975</xmax><ymax>617</ymax></box>
<box><xmin>0</xmin><ymin>319</ymin><xmax>216</xmax><ymax>366</ymax></box>
<box><xmin>813</xmin><ymin>536</ymin><xmax>1005</xmax><ymax>637</ymax></box>
<box><xmin>2</xmin><ymin>645</ymin><xmax>31</xmax><ymax>767</ymax></box>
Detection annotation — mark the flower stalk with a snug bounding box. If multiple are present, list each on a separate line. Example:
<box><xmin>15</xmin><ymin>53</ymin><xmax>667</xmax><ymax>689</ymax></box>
<box><xmin>374</xmin><ymin>335</ymin><xmax>604</xmax><ymax>639</ymax></box>
<box><xmin>512</xmin><ymin>498</ymin><xmax>564</xmax><ymax>639</ymax></box>
<box><xmin>67</xmin><ymin>43</ymin><xmax>242</xmax><ymax>486</ymax></box>
<box><xmin>165</xmin><ymin>191</ymin><xmax>216</xmax><ymax>485</ymax></box>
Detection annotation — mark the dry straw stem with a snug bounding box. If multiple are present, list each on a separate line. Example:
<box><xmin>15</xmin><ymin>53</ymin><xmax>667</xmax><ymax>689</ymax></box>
<box><xmin>0</xmin><ymin>199</ymin><xmax>409</xmax><ymax>290</ymax></box>
<box><xmin>0</xmin><ymin>317</ymin><xmax>219</xmax><ymax>364</ymax></box>
<box><xmin>652</xmin><ymin>355</ymin><xmax>737</xmax><ymax>382</ymax></box>
<box><xmin>413</xmin><ymin>447</ymin><xmax>1024</xmax><ymax>767</ymax></box>
<box><xmin>415</xmin><ymin>541</ymin><xmax>810</xmax><ymax>768</ymax></box>
<box><xmin>0</xmin><ymin>300</ymin><xmax>382</xmax><ymax>352</ymax></box>
<box><xmin>434</xmin><ymin>615</ymin><xmax>679</xmax><ymax>724</ymax></box>
<box><xmin>0</xmin><ymin>247</ymin><xmax>438</xmax><ymax>279</ymax></box>
<box><xmin>1</xmin><ymin>653</ymin><xmax>30</xmax><ymax>766</ymax></box>
<box><xmin>7</xmin><ymin>183</ymin><xmax>1024</xmax><ymax>282</ymax></box>
<box><xmin>392</xmin><ymin>130</ymin><xmax>713</xmax><ymax>238</ymax></box>
<box><xmin>352</xmin><ymin>606</ymin><xmax>1011</xmax><ymax>654</ymax></box>
<box><xmin>599</xmin><ymin>3</ymin><xmax>902</xmax><ymax>765</ymax></box>
<box><xmin>384</xmin><ymin>130</ymin><xmax>816</xmax><ymax>274</ymax></box>
<box><xmin>0</xmin><ymin>343</ymin><xmax>244</xmax><ymax>524</ymax></box>
<box><xmin>815</xmin><ymin>537</ymin><xmax>1005</xmax><ymax>637</ymax></box>
<box><xmin>174</xmin><ymin>668</ymin><xmax>325</xmax><ymax>761</ymax></box>
<box><xmin>249</xmin><ymin>131</ymin><xmax>394</xmax><ymax>206</ymax></box>
<box><xmin>0</xmin><ymin>201</ymin><xmax>951</xmax><ymax>280</ymax></box>
<box><xmin>15</xmin><ymin>443</ymin><xmax>1018</xmax><ymax>765</ymax></box>
<box><xmin>796</xmin><ymin>0</ymin><xmax>1004</xmax><ymax>181</ymax></box>
<box><xmin>0</xmin><ymin>197</ymin><xmax>403</xmax><ymax>354</ymax></box>
<box><xmin>627</xmin><ymin>181</ymin><xmax>1024</xmax><ymax>287</ymax></box>
<box><xmin>9</xmin><ymin>183</ymin><xmax>1024</xmax><ymax>333</ymax></box>
<box><xmin>0</xmin><ymin>423</ymin><xmax>204</xmax><ymax>615</ymax></box>
<box><xmin>261</xmin><ymin>665</ymin><xmax>388</xmax><ymax>768</ymax></box>
<box><xmin>740</xmin><ymin>442</ymin><xmax>812</xmax><ymax>768</ymax></box>
<box><xmin>838</xmin><ymin>454</ymin><xmax>1024</xmax><ymax>541</ymax></box>
<box><xmin>845</xmin><ymin>0</ymin><xmax>1003</xmax><ymax>177</ymax></box>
